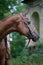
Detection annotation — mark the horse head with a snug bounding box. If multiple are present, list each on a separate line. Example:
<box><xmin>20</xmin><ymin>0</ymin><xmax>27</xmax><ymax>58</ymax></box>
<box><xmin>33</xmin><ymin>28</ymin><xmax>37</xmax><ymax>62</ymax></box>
<box><xmin>15</xmin><ymin>13</ymin><xmax>39</xmax><ymax>42</ymax></box>
<box><xmin>0</xmin><ymin>12</ymin><xmax>39</xmax><ymax>42</ymax></box>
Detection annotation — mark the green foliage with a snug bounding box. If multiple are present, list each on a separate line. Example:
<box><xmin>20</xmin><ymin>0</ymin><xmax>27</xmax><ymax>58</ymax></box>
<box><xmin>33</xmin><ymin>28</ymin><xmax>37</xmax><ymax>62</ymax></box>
<box><xmin>10</xmin><ymin>47</ymin><xmax>43</xmax><ymax>65</ymax></box>
<box><xmin>0</xmin><ymin>0</ymin><xmax>17</xmax><ymax>12</ymax></box>
<box><xmin>0</xmin><ymin>0</ymin><xmax>27</xmax><ymax>19</ymax></box>
<box><xmin>10</xmin><ymin>41</ymin><xmax>43</xmax><ymax>61</ymax></box>
<box><xmin>10</xmin><ymin>32</ymin><xmax>26</xmax><ymax>58</ymax></box>
<box><xmin>10</xmin><ymin>37</ymin><xmax>43</xmax><ymax>65</ymax></box>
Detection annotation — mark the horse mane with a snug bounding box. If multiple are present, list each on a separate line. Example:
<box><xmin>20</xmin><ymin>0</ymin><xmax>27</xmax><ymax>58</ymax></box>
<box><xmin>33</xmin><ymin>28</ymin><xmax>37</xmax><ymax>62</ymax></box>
<box><xmin>1</xmin><ymin>14</ymin><xmax>15</xmax><ymax>22</ymax></box>
<box><xmin>1</xmin><ymin>11</ymin><xmax>27</xmax><ymax>22</ymax></box>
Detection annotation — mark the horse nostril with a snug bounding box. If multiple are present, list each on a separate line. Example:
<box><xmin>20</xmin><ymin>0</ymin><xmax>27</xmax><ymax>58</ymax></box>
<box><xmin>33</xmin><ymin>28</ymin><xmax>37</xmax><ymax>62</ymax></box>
<box><xmin>37</xmin><ymin>35</ymin><xmax>39</xmax><ymax>40</ymax></box>
<box><xmin>32</xmin><ymin>35</ymin><xmax>39</xmax><ymax>42</ymax></box>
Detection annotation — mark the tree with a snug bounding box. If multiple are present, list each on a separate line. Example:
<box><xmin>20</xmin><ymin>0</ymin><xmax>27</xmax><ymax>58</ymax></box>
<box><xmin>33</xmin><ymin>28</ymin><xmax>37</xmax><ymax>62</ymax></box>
<box><xmin>0</xmin><ymin>0</ymin><xmax>26</xmax><ymax>19</ymax></box>
<box><xmin>10</xmin><ymin>32</ymin><xmax>26</xmax><ymax>58</ymax></box>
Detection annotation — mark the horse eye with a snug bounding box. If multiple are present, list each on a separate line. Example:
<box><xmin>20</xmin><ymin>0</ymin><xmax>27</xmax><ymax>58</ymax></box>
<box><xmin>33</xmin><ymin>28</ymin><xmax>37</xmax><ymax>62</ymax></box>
<box><xmin>27</xmin><ymin>21</ymin><xmax>31</xmax><ymax>24</ymax></box>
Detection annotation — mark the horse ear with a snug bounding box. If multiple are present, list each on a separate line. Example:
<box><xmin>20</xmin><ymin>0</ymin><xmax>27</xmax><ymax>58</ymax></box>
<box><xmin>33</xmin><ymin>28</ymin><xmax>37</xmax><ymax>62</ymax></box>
<box><xmin>23</xmin><ymin>9</ymin><xmax>29</xmax><ymax>16</ymax></box>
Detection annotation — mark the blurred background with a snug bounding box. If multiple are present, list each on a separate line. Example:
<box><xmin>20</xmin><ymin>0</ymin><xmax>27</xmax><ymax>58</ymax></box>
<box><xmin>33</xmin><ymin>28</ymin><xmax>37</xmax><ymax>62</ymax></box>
<box><xmin>0</xmin><ymin>0</ymin><xmax>43</xmax><ymax>65</ymax></box>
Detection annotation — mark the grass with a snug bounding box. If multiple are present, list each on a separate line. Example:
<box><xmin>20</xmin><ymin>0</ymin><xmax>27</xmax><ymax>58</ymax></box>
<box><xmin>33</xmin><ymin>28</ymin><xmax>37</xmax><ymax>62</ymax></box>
<box><xmin>10</xmin><ymin>41</ymin><xmax>43</xmax><ymax>65</ymax></box>
<box><xmin>10</xmin><ymin>57</ymin><xmax>43</xmax><ymax>65</ymax></box>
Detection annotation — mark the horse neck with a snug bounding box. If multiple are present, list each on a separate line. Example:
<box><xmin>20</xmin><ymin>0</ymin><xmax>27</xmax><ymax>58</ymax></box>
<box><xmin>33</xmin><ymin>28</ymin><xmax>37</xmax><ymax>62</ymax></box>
<box><xmin>0</xmin><ymin>15</ymin><xmax>18</xmax><ymax>41</ymax></box>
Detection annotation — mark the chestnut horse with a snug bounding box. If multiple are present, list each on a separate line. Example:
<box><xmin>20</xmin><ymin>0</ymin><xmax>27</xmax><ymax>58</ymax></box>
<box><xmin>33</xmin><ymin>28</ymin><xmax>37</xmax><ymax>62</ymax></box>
<box><xmin>0</xmin><ymin>11</ymin><xmax>39</xmax><ymax>65</ymax></box>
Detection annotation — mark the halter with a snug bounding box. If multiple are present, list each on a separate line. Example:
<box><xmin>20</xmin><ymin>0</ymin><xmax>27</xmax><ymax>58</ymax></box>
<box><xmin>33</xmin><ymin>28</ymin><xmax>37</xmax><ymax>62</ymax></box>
<box><xmin>20</xmin><ymin>13</ymin><xmax>31</xmax><ymax>45</ymax></box>
<box><xmin>19</xmin><ymin>13</ymin><xmax>37</xmax><ymax>47</ymax></box>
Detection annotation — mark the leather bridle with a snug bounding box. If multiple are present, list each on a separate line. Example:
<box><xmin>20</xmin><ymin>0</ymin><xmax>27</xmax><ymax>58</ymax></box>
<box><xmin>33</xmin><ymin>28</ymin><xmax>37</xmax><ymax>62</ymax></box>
<box><xmin>20</xmin><ymin>13</ymin><xmax>31</xmax><ymax>44</ymax></box>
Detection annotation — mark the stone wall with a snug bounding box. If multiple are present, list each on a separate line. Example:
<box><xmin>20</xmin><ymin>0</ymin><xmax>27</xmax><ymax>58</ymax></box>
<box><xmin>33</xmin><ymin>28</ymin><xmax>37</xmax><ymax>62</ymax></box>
<box><xmin>26</xmin><ymin>6</ymin><xmax>43</xmax><ymax>47</ymax></box>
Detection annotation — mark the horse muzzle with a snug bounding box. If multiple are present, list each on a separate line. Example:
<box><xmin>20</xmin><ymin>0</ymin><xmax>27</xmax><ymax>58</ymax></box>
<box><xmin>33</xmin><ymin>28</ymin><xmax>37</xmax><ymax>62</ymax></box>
<box><xmin>28</xmin><ymin>32</ymin><xmax>39</xmax><ymax>42</ymax></box>
<box><xmin>32</xmin><ymin>34</ymin><xmax>39</xmax><ymax>42</ymax></box>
